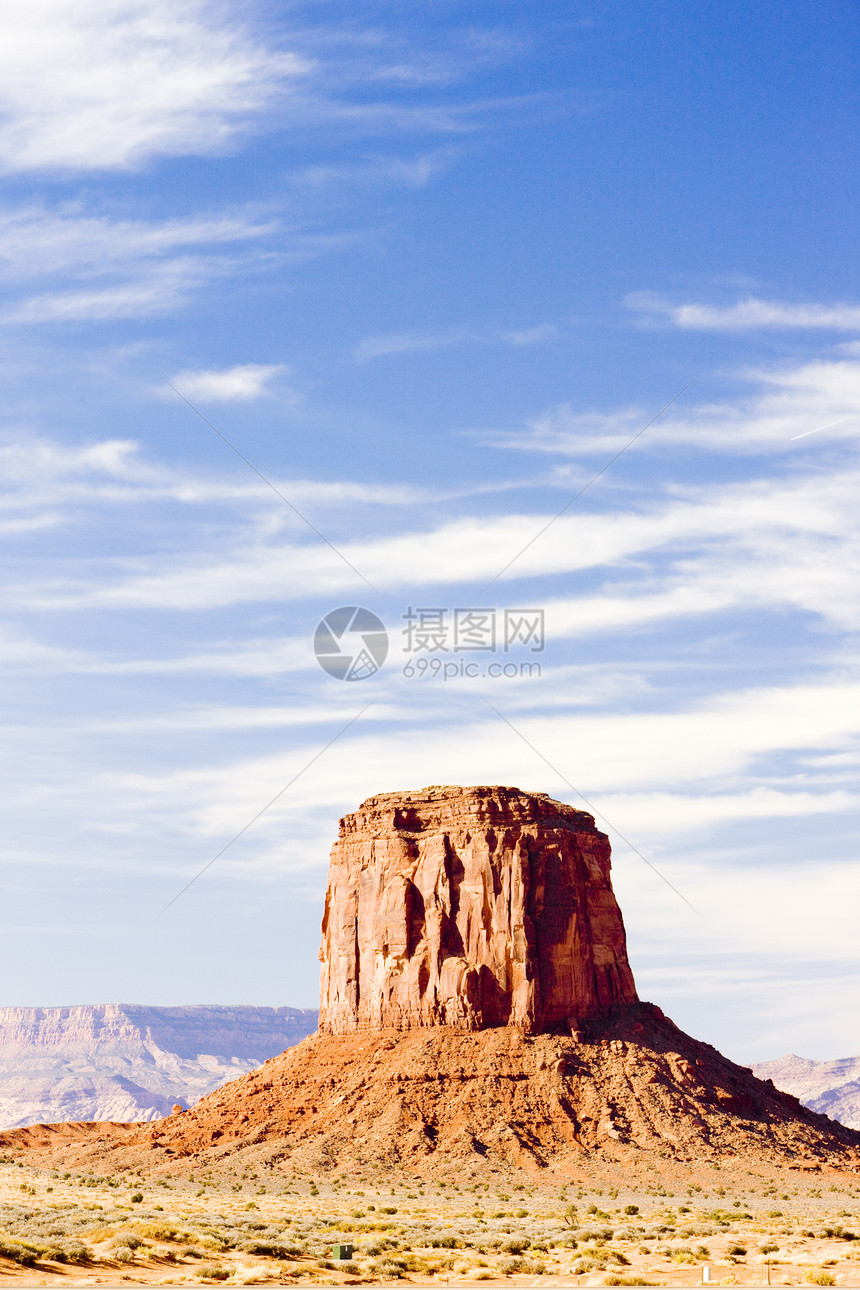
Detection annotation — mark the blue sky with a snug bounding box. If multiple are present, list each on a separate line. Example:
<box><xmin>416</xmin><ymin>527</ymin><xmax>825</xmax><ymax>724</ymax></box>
<box><xmin>1</xmin><ymin>0</ymin><xmax>859</xmax><ymax>1063</ymax></box>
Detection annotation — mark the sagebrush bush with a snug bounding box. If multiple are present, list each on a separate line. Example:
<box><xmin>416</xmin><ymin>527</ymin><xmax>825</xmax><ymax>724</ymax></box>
<box><xmin>0</xmin><ymin>1237</ymin><xmax>37</xmax><ymax>1266</ymax></box>
<box><xmin>239</xmin><ymin>1239</ymin><xmax>299</xmax><ymax>1258</ymax></box>
<box><xmin>604</xmin><ymin>1279</ymin><xmax>653</xmax><ymax>1287</ymax></box>
<box><xmin>135</xmin><ymin>1220</ymin><xmax>185</xmax><ymax>1242</ymax></box>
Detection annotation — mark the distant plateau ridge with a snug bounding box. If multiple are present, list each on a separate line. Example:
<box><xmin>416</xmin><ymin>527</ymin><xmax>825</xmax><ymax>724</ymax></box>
<box><xmin>752</xmin><ymin>1054</ymin><xmax>860</xmax><ymax>1131</ymax></box>
<box><xmin>0</xmin><ymin>1004</ymin><xmax>318</xmax><ymax>1128</ymax></box>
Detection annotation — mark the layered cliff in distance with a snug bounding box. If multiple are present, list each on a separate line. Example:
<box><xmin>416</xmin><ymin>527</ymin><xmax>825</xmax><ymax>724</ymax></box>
<box><xmin>319</xmin><ymin>785</ymin><xmax>637</xmax><ymax>1034</ymax></box>
<box><xmin>753</xmin><ymin>1054</ymin><xmax>860</xmax><ymax>1130</ymax></box>
<box><xmin>0</xmin><ymin>1004</ymin><xmax>318</xmax><ymax>1128</ymax></box>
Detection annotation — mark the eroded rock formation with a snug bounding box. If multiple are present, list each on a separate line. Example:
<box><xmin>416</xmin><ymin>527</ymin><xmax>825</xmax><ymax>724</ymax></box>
<box><xmin>4</xmin><ymin>785</ymin><xmax>860</xmax><ymax>1177</ymax></box>
<box><xmin>318</xmin><ymin>785</ymin><xmax>637</xmax><ymax>1035</ymax></box>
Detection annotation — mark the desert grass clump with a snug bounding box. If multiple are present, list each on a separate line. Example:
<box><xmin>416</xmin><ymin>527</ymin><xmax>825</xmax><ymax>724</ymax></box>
<box><xmin>503</xmin><ymin>1255</ymin><xmax>546</xmax><ymax>1274</ymax></box>
<box><xmin>193</xmin><ymin>1264</ymin><xmax>229</xmax><ymax>1281</ymax></box>
<box><xmin>370</xmin><ymin>1257</ymin><xmax>406</xmax><ymax>1278</ymax></box>
<box><xmin>0</xmin><ymin>1236</ymin><xmax>37</xmax><ymax>1266</ymax></box>
<box><xmin>36</xmin><ymin>1242</ymin><xmax>84</xmax><ymax>1264</ymax></box>
<box><xmin>805</xmin><ymin>1272</ymin><xmax>836</xmax><ymax>1287</ymax></box>
<box><xmin>239</xmin><ymin>1238</ymin><xmax>300</xmax><ymax>1258</ymax></box>
<box><xmin>502</xmin><ymin>1237</ymin><xmax>530</xmax><ymax>1254</ymax></box>
<box><xmin>134</xmin><ymin>1219</ymin><xmax>189</xmax><ymax>1242</ymax></box>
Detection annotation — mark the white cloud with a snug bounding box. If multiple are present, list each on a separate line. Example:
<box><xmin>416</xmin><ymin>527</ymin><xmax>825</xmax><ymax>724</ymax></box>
<box><xmin>626</xmin><ymin>291</ymin><xmax>860</xmax><ymax>332</ymax></box>
<box><xmin>0</xmin><ymin>0</ymin><xmax>309</xmax><ymax>173</ymax></box>
<box><xmin>3</xmin><ymin>263</ymin><xmax>207</xmax><ymax>322</ymax></box>
<box><xmin>0</xmin><ymin>4</ymin><xmax>537</xmax><ymax>177</ymax></box>
<box><xmin>0</xmin><ymin>205</ymin><xmax>282</xmax><ymax>322</ymax></box>
<box><xmin>355</xmin><ymin>326</ymin><xmax>476</xmax><ymax>361</ymax></box>
<box><xmin>0</xmin><ymin>207</ymin><xmax>277</xmax><ymax>279</ymax></box>
<box><xmin>7</xmin><ymin>350</ymin><xmax>860</xmax><ymax>637</ymax></box>
<box><xmin>498</xmin><ymin>322</ymin><xmax>558</xmax><ymax>346</ymax></box>
<box><xmin>0</xmin><ymin>433</ymin><xmax>536</xmax><ymax>569</ymax></box>
<box><xmin>168</xmin><ymin>363</ymin><xmax>289</xmax><ymax>402</ymax></box>
<box><xmin>290</xmin><ymin>149</ymin><xmax>455</xmax><ymax>192</ymax></box>
<box><xmin>355</xmin><ymin>321</ymin><xmax>559</xmax><ymax>361</ymax></box>
<box><xmin>41</xmin><ymin>453</ymin><xmax>860</xmax><ymax>620</ymax></box>
<box><xmin>488</xmin><ymin>350</ymin><xmax>860</xmax><ymax>455</ymax></box>
<box><xmin>0</xmin><ymin>204</ymin><xmax>359</xmax><ymax>323</ymax></box>
<box><xmin>60</xmin><ymin>672</ymin><xmax>860</xmax><ymax>865</ymax></box>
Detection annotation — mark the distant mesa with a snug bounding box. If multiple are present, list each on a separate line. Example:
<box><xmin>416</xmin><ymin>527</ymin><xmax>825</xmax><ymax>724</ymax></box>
<box><xmin>753</xmin><ymin>1053</ymin><xmax>860</xmax><ymax>1131</ymax></box>
<box><xmin>0</xmin><ymin>1005</ymin><xmax>318</xmax><ymax>1130</ymax></box>
<box><xmin>319</xmin><ymin>785</ymin><xmax>637</xmax><ymax>1035</ymax></box>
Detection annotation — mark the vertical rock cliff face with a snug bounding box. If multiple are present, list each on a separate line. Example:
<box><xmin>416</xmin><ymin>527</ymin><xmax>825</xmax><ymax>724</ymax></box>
<box><xmin>319</xmin><ymin>785</ymin><xmax>637</xmax><ymax>1034</ymax></box>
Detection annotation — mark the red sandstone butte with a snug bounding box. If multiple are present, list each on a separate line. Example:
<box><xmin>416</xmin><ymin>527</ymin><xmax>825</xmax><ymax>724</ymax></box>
<box><xmin>318</xmin><ymin>784</ymin><xmax>637</xmax><ymax>1035</ymax></box>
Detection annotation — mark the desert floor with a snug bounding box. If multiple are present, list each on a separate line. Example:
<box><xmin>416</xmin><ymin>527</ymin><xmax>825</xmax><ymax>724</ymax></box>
<box><xmin>1</xmin><ymin>1152</ymin><xmax>859</xmax><ymax>1287</ymax></box>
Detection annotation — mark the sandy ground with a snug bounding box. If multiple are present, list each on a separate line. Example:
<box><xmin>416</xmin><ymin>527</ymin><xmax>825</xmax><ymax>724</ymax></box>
<box><xmin>1</xmin><ymin>1153</ymin><xmax>860</xmax><ymax>1286</ymax></box>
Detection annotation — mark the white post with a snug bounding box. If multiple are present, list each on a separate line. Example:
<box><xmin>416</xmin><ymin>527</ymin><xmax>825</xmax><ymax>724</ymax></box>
<box><xmin>701</xmin><ymin>1265</ymin><xmax>711</xmax><ymax>1284</ymax></box>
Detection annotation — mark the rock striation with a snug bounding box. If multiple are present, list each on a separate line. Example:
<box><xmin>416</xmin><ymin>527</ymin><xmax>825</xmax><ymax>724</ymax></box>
<box><xmin>319</xmin><ymin>785</ymin><xmax>637</xmax><ymax>1035</ymax></box>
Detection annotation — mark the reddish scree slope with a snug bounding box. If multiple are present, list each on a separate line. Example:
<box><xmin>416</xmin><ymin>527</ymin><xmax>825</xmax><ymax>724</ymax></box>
<box><xmin>2</xmin><ymin>1003</ymin><xmax>859</xmax><ymax>1176</ymax></box>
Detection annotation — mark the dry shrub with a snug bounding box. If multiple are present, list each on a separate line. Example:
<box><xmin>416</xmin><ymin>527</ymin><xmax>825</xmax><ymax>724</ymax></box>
<box><xmin>194</xmin><ymin>1265</ymin><xmax>229</xmax><ymax>1281</ymax></box>
<box><xmin>134</xmin><ymin>1220</ymin><xmax>188</xmax><ymax>1242</ymax></box>
<box><xmin>603</xmin><ymin>1279</ymin><xmax>656</xmax><ymax>1287</ymax></box>
<box><xmin>0</xmin><ymin>1237</ymin><xmax>37</xmax><ymax>1267</ymax></box>
<box><xmin>503</xmin><ymin>1256</ymin><xmax>546</xmax><ymax>1274</ymax></box>
<box><xmin>239</xmin><ymin>1239</ymin><xmax>300</xmax><ymax>1258</ymax></box>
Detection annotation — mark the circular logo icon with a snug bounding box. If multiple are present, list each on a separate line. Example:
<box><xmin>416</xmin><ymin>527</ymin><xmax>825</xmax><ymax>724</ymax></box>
<box><xmin>314</xmin><ymin>606</ymin><xmax>389</xmax><ymax>681</ymax></box>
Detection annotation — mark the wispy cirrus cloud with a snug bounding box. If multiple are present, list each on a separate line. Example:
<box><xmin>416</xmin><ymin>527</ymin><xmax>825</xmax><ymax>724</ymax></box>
<box><xmin>626</xmin><ymin>290</ymin><xmax>860</xmax><ymax>332</ymax></box>
<box><xmin>0</xmin><ymin>0</ymin><xmax>311</xmax><ymax>173</ymax></box>
<box><xmin>0</xmin><ymin>430</ymin><xmax>512</xmax><ymax>550</ymax></box>
<box><xmin>0</xmin><ymin>3</ymin><xmax>546</xmax><ymax>178</ymax></box>
<box><xmin>0</xmin><ymin>207</ymin><xmax>278</xmax><ymax>279</ymax></box>
<box><xmin>19</xmin><ymin>448</ymin><xmax>860</xmax><ymax>634</ymax></box>
<box><xmin>355</xmin><ymin>321</ymin><xmax>558</xmax><ymax>361</ymax></box>
<box><xmin>167</xmin><ymin>363</ymin><xmax>290</xmax><ymax>402</ymax></box>
<box><xmin>484</xmin><ymin>350</ymin><xmax>860</xmax><ymax>456</ymax></box>
<box><xmin>3</xmin><ymin>262</ymin><xmax>214</xmax><ymax>323</ymax></box>
<box><xmin>0</xmin><ymin>204</ymin><xmax>349</xmax><ymax>323</ymax></box>
<box><xmin>289</xmin><ymin>148</ymin><xmax>456</xmax><ymax>192</ymax></box>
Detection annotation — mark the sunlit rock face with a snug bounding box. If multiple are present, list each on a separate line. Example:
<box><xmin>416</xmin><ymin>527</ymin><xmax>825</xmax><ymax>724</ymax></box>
<box><xmin>318</xmin><ymin>785</ymin><xmax>637</xmax><ymax>1035</ymax></box>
